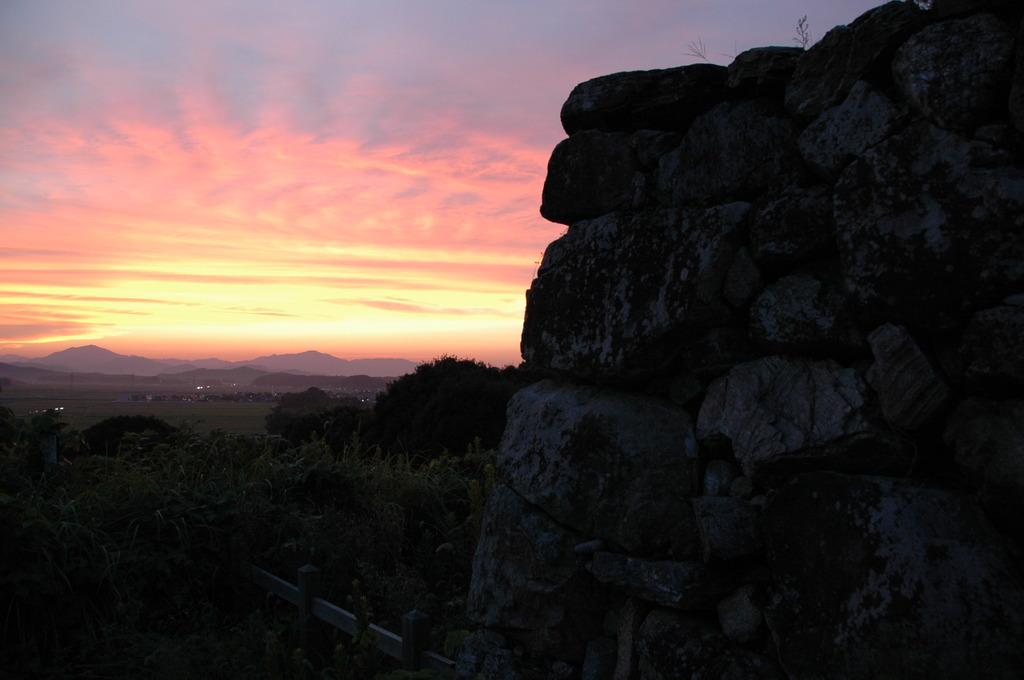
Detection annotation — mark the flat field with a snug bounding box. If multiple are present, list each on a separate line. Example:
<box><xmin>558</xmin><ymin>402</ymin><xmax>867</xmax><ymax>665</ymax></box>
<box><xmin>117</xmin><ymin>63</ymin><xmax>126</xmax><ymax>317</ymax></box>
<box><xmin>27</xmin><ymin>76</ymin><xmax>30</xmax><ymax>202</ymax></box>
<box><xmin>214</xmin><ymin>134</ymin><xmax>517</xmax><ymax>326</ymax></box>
<box><xmin>0</xmin><ymin>384</ymin><xmax>273</xmax><ymax>434</ymax></box>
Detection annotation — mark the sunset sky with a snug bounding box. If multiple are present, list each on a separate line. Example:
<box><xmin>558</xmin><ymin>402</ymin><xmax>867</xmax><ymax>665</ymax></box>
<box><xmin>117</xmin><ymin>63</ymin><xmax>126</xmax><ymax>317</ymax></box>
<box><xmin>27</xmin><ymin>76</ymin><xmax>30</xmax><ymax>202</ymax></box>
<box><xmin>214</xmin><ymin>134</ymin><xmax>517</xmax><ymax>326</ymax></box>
<box><xmin>1</xmin><ymin>0</ymin><xmax>879</xmax><ymax>365</ymax></box>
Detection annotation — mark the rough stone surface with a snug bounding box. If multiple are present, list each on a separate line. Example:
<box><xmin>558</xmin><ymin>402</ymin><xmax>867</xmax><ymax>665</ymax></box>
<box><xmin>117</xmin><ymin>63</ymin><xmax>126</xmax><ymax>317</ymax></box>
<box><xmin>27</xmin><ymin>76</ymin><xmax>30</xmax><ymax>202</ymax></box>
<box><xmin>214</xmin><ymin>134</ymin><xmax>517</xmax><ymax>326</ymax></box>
<box><xmin>945</xmin><ymin>399</ymin><xmax>1024</xmax><ymax>525</ymax></box>
<box><xmin>729</xmin><ymin>476</ymin><xmax>754</xmax><ymax>499</ymax></box>
<box><xmin>929</xmin><ymin>0</ymin><xmax>1022</xmax><ymax>18</ymax></box>
<box><xmin>1011</xmin><ymin>16</ymin><xmax>1024</xmax><ymax>133</ymax></box>
<box><xmin>523</xmin><ymin>204</ymin><xmax>750</xmax><ymax>379</ymax></box>
<box><xmin>614</xmin><ymin>599</ymin><xmax>649</xmax><ymax>680</ymax></box>
<box><xmin>692</xmin><ymin>496</ymin><xmax>763</xmax><ymax>562</ymax></box>
<box><xmin>540</xmin><ymin>131</ymin><xmax>644</xmax><ymax>225</ymax></box>
<box><xmin>676</xmin><ymin>327</ymin><xmax>756</xmax><ymax>379</ymax></box>
<box><xmin>785</xmin><ymin>2</ymin><xmax>924</xmax><ymax>119</ymax></box>
<box><xmin>560</xmin><ymin>65</ymin><xmax>727</xmax><ymax>135</ymax></box>
<box><xmin>834</xmin><ymin>121</ymin><xmax>1024</xmax><ymax>329</ymax></box>
<box><xmin>581</xmin><ymin>637</ymin><xmax>617</xmax><ymax>680</ymax></box>
<box><xmin>588</xmin><ymin>552</ymin><xmax>734</xmax><ymax>610</ymax></box>
<box><xmin>765</xmin><ymin>472</ymin><xmax>1024</xmax><ymax>679</ymax></box>
<box><xmin>657</xmin><ymin>100</ymin><xmax>800</xmax><ymax>205</ymax></box>
<box><xmin>702</xmin><ymin>459</ymin><xmax>741</xmax><ymax>496</ymax></box>
<box><xmin>669</xmin><ymin>371</ymin><xmax>703</xmax><ymax>406</ymax></box>
<box><xmin>467</xmin><ymin>484</ymin><xmax>602</xmax><ymax>652</ymax></box>
<box><xmin>892</xmin><ymin>13</ymin><xmax>1014</xmax><ymax>131</ymax></box>
<box><xmin>637</xmin><ymin>610</ymin><xmax>782</xmax><ymax>680</ymax></box>
<box><xmin>722</xmin><ymin>247</ymin><xmax>761</xmax><ymax>309</ymax></box>
<box><xmin>797</xmin><ymin>81</ymin><xmax>902</xmax><ymax>180</ymax></box>
<box><xmin>748</xmin><ymin>273</ymin><xmax>864</xmax><ymax>355</ymax></box>
<box><xmin>698</xmin><ymin>356</ymin><xmax>900</xmax><ymax>478</ymax></box>
<box><xmin>726</xmin><ymin>47</ymin><xmax>803</xmax><ymax>97</ymax></box>
<box><xmin>716</xmin><ymin>584</ymin><xmax>763</xmax><ymax>643</ymax></box>
<box><xmin>500</xmin><ymin>381</ymin><xmax>699</xmax><ymax>555</ymax></box>
<box><xmin>960</xmin><ymin>306</ymin><xmax>1024</xmax><ymax>392</ymax></box>
<box><xmin>866</xmin><ymin>323</ymin><xmax>950</xmax><ymax>429</ymax></box>
<box><xmin>455</xmin><ymin>630</ymin><xmax>524</xmax><ymax>680</ymax></box>
<box><xmin>748</xmin><ymin>185</ymin><xmax>834</xmax><ymax>269</ymax></box>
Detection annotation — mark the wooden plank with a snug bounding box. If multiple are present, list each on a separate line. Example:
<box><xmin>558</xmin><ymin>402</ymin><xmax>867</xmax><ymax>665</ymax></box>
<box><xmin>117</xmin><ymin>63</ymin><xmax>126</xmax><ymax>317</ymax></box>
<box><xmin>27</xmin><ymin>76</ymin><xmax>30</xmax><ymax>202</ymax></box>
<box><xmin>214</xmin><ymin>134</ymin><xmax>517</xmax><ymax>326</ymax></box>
<box><xmin>421</xmin><ymin>650</ymin><xmax>455</xmax><ymax>676</ymax></box>
<box><xmin>369</xmin><ymin>623</ymin><xmax>403</xmax><ymax>660</ymax></box>
<box><xmin>310</xmin><ymin>597</ymin><xmax>359</xmax><ymax>636</ymax></box>
<box><xmin>247</xmin><ymin>563</ymin><xmax>453</xmax><ymax>676</ymax></box>
<box><xmin>250</xmin><ymin>565</ymin><xmax>300</xmax><ymax>606</ymax></box>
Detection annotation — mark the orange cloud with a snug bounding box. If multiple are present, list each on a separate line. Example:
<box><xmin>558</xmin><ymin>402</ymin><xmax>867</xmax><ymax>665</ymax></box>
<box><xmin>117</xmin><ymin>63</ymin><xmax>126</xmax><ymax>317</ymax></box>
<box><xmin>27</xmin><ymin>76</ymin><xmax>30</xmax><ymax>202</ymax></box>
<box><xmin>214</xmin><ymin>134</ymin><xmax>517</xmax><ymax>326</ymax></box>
<box><xmin>0</xmin><ymin>92</ymin><xmax>555</xmax><ymax>363</ymax></box>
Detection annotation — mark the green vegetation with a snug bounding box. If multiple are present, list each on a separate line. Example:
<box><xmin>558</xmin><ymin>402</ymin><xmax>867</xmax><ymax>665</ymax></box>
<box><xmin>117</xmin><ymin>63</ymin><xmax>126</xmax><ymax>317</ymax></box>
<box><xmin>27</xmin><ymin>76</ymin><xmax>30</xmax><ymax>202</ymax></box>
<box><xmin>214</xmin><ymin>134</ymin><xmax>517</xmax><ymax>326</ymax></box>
<box><xmin>265</xmin><ymin>357</ymin><xmax>534</xmax><ymax>459</ymax></box>
<box><xmin>0</xmin><ymin>355</ymin><xmax>520</xmax><ymax>678</ymax></box>
<box><xmin>0</xmin><ymin>386</ymin><xmax>274</xmax><ymax>434</ymax></box>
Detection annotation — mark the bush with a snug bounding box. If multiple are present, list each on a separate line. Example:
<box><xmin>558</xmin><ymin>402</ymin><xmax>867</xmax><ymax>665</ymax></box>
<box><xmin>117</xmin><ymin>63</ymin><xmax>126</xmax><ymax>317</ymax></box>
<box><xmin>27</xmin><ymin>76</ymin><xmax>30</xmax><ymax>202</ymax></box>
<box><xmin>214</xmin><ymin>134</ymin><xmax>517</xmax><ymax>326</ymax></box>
<box><xmin>369</xmin><ymin>356</ymin><xmax>528</xmax><ymax>456</ymax></box>
<box><xmin>82</xmin><ymin>414</ymin><xmax>178</xmax><ymax>456</ymax></box>
<box><xmin>0</xmin><ymin>425</ymin><xmax>494</xmax><ymax>677</ymax></box>
<box><xmin>265</xmin><ymin>388</ymin><xmax>371</xmax><ymax>449</ymax></box>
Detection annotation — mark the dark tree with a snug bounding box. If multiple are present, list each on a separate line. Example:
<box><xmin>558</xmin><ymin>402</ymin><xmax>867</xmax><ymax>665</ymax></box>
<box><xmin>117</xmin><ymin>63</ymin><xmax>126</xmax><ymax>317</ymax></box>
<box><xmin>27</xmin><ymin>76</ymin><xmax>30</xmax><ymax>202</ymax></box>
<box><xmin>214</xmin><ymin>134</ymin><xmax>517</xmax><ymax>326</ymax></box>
<box><xmin>82</xmin><ymin>415</ymin><xmax>177</xmax><ymax>456</ymax></box>
<box><xmin>369</xmin><ymin>356</ymin><xmax>528</xmax><ymax>456</ymax></box>
<box><xmin>265</xmin><ymin>387</ymin><xmax>370</xmax><ymax>448</ymax></box>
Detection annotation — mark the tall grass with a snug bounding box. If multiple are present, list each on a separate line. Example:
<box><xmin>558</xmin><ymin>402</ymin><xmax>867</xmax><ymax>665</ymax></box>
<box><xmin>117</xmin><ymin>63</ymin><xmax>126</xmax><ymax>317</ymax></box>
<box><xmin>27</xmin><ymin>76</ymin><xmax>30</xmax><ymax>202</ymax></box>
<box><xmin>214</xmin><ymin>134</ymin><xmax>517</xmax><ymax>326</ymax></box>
<box><xmin>0</xmin><ymin>426</ymin><xmax>491</xmax><ymax>678</ymax></box>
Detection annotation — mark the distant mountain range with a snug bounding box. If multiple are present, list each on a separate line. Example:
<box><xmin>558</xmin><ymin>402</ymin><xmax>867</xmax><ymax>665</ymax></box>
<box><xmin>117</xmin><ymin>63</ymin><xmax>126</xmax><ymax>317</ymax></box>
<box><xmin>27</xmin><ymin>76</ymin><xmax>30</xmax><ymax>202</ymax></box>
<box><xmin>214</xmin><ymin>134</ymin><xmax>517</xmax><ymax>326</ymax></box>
<box><xmin>0</xmin><ymin>345</ymin><xmax>417</xmax><ymax>378</ymax></box>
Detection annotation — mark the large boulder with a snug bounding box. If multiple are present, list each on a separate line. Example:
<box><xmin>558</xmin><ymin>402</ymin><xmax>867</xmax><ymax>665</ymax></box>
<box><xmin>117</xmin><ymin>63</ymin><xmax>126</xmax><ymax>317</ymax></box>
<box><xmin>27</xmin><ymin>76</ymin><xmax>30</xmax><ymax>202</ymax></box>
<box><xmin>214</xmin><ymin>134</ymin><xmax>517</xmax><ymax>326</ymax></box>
<box><xmin>455</xmin><ymin>631</ymin><xmax>524</xmax><ymax>680</ymax></box>
<box><xmin>691</xmin><ymin>496</ymin><xmax>764</xmax><ymax>562</ymax></box>
<box><xmin>797</xmin><ymin>81</ymin><xmax>903</xmax><ymax>180</ymax></box>
<box><xmin>865</xmin><ymin>323</ymin><xmax>950</xmax><ymax>430</ymax></box>
<box><xmin>560</xmin><ymin>65</ymin><xmax>727</xmax><ymax>135</ymax></box>
<box><xmin>960</xmin><ymin>305</ymin><xmax>1024</xmax><ymax>392</ymax></box>
<box><xmin>834</xmin><ymin>121</ymin><xmax>1024</xmax><ymax>329</ymax></box>
<box><xmin>499</xmin><ymin>381</ymin><xmax>699</xmax><ymax>555</ymax></box>
<box><xmin>614</xmin><ymin>598</ymin><xmax>649</xmax><ymax>680</ymax></box>
<box><xmin>697</xmin><ymin>356</ymin><xmax>902</xmax><ymax>479</ymax></box>
<box><xmin>892</xmin><ymin>13</ymin><xmax>1015</xmax><ymax>131</ymax></box>
<box><xmin>716</xmin><ymin>584</ymin><xmax>764</xmax><ymax>644</ymax></box>
<box><xmin>588</xmin><ymin>552</ymin><xmax>733</xmax><ymax>610</ymax></box>
<box><xmin>945</xmin><ymin>398</ymin><xmax>1024</xmax><ymax>528</ymax></box>
<box><xmin>540</xmin><ymin>131</ymin><xmax>645</xmax><ymax>225</ymax></box>
<box><xmin>522</xmin><ymin>204</ymin><xmax>750</xmax><ymax>379</ymax></box>
<box><xmin>785</xmin><ymin>2</ymin><xmax>924</xmax><ymax>119</ymax></box>
<box><xmin>636</xmin><ymin>610</ymin><xmax>782</xmax><ymax>680</ymax></box>
<box><xmin>748</xmin><ymin>185</ymin><xmax>835</xmax><ymax>270</ymax></box>
<box><xmin>1011</xmin><ymin>16</ymin><xmax>1024</xmax><ymax>133</ymax></box>
<box><xmin>726</xmin><ymin>47</ymin><xmax>803</xmax><ymax>97</ymax></box>
<box><xmin>656</xmin><ymin>99</ymin><xmax>800</xmax><ymax>205</ymax></box>
<box><xmin>467</xmin><ymin>484</ymin><xmax>603</xmax><ymax>653</ymax></box>
<box><xmin>765</xmin><ymin>472</ymin><xmax>1024</xmax><ymax>679</ymax></box>
<box><xmin>748</xmin><ymin>273</ymin><xmax>865</xmax><ymax>355</ymax></box>
<box><xmin>675</xmin><ymin>327</ymin><xmax>756</xmax><ymax>379</ymax></box>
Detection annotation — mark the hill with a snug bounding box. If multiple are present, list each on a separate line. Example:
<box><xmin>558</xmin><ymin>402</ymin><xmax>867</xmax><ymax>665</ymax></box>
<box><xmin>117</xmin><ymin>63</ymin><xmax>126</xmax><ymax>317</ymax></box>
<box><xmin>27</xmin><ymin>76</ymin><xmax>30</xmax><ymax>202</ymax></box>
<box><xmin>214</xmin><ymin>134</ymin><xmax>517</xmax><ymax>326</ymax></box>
<box><xmin>2</xmin><ymin>345</ymin><xmax>417</xmax><ymax>377</ymax></box>
<box><xmin>249</xmin><ymin>372</ymin><xmax>389</xmax><ymax>391</ymax></box>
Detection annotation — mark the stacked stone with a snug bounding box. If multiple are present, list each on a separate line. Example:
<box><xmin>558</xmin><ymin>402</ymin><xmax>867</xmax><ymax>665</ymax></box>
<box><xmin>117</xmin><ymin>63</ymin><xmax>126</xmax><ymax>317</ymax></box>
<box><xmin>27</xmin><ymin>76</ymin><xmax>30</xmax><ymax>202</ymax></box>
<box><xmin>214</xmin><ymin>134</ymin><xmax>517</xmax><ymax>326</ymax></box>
<box><xmin>459</xmin><ymin>2</ymin><xmax>1024</xmax><ymax>679</ymax></box>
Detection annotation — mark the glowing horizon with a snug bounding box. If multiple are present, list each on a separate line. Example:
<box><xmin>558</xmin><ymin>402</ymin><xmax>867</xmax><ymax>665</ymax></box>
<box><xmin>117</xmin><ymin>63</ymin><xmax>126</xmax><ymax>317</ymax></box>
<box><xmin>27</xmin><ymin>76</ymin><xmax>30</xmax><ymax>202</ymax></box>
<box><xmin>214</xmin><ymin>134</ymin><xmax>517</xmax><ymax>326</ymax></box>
<box><xmin>1</xmin><ymin>1</ymin><xmax>880</xmax><ymax>365</ymax></box>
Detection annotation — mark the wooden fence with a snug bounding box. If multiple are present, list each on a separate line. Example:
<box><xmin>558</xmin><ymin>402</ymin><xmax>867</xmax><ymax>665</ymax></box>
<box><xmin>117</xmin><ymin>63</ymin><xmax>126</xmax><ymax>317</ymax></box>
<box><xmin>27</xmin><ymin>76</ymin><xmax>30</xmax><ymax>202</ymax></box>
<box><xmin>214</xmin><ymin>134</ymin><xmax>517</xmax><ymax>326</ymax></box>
<box><xmin>245</xmin><ymin>563</ymin><xmax>455</xmax><ymax>677</ymax></box>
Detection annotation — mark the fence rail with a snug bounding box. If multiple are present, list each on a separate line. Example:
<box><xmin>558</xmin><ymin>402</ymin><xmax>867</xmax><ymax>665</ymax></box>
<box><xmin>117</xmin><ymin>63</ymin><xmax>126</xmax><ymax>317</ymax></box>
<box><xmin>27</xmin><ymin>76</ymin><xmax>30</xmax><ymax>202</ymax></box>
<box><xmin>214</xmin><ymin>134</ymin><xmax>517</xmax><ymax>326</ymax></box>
<box><xmin>246</xmin><ymin>563</ymin><xmax>455</xmax><ymax>677</ymax></box>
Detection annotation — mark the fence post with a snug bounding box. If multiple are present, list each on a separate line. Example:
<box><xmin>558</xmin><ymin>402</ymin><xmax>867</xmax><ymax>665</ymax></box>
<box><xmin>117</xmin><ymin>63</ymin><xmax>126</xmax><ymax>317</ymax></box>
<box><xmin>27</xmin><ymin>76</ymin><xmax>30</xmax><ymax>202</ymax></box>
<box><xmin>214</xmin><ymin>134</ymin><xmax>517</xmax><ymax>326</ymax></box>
<box><xmin>42</xmin><ymin>433</ymin><xmax>58</xmax><ymax>467</ymax></box>
<box><xmin>401</xmin><ymin>609</ymin><xmax>430</xmax><ymax>670</ymax></box>
<box><xmin>297</xmin><ymin>564</ymin><xmax>321</xmax><ymax>651</ymax></box>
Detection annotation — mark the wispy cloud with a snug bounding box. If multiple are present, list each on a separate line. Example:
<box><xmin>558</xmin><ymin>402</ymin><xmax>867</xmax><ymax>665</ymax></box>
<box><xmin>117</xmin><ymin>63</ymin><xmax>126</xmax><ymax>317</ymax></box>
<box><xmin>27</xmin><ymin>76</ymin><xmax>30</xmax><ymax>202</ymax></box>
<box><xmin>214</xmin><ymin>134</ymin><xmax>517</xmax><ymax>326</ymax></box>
<box><xmin>0</xmin><ymin>0</ymin><xmax>881</xmax><ymax>363</ymax></box>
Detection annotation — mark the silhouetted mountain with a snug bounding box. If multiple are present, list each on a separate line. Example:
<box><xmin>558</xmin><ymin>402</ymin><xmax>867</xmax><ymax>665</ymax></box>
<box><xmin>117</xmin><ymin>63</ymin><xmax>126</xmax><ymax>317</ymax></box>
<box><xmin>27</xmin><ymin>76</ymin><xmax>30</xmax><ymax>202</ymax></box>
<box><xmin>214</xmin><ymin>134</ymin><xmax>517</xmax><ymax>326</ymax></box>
<box><xmin>249</xmin><ymin>373</ymin><xmax>390</xmax><ymax>390</ymax></box>
<box><xmin>160</xmin><ymin>357</ymin><xmax>238</xmax><ymax>370</ymax></box>
<box><xmin>159</xmin><ymin>366</ymin><xmax>270</xmax><ymax>385</ymax></box>
<box><xmin>0</xmin><ymin>362</ymin><xmax>61</xmax><ymax>380</ymax></box>
<box><xmin>0</xmin><ymin>354</ymin><xmax>29</xmax><ymax>363</ymax></box>
<box><xmin>1</xmin><ymin>345</ymin><xmax>417</xmax><ymax>378</ymax></box>
<box><xmin>28</xmin><ymin>345</ymin><xmax>176</xmax><ymax>376</ymax></box>
<box><xmin>0</xmin><ymin>362</ymin><xmax>168</xmax><ymax>385</ymax></box>
<box><xmin>244</xmin><ymin>351</ymin><xmax>416</xmax><ymax>377</ymax></box>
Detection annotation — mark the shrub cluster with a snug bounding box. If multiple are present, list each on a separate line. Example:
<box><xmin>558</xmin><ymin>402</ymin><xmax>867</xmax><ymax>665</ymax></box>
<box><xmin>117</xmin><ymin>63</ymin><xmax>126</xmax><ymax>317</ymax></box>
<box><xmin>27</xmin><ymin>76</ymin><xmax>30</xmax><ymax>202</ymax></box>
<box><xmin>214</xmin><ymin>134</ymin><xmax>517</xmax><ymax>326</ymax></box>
<box><xmin>0</xmin><ymin>400</ymin><xmax>496</xmax><ymax>678</ymax></box>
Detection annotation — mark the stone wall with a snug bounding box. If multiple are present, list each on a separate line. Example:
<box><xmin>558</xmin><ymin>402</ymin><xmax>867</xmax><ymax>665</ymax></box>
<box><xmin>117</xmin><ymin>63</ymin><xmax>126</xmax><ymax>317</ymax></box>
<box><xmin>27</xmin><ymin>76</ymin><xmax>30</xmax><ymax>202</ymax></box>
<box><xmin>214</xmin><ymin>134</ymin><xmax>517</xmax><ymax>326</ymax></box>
<box><xmin>459</xmin><ymin>2</ymin><xmax>1024</xmax><ymax>678</ymax></box>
